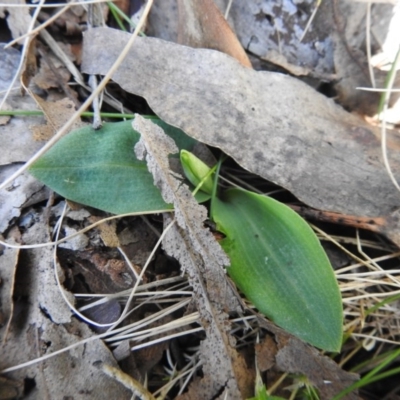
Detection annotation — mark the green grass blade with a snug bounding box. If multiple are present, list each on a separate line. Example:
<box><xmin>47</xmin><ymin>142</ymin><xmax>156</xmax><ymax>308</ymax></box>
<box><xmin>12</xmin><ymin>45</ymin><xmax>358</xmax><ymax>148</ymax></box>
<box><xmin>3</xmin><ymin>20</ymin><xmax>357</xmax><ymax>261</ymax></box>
<box><xmin>332</xmin><ymin>347</ymin><xmax>400</xmax><ymax>400</ymax></box>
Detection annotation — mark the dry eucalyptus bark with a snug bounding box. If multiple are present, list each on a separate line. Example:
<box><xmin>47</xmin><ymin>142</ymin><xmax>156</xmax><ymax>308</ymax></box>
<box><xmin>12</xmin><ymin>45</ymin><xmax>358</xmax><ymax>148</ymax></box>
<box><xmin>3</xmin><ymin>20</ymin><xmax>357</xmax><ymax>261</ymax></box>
<box><xmin>81</xmin><ymin>28</ymin><xmax>400</xmax><ymax>233</ymax></box>
<box><xmin>133</xmin><ymin>115</ymin><xmax>252</xmax><ymax>399</ymax></box>
<box><xmin>256</xmin><ymin>317</ymin><xmax>359</xmax><ymax>400</ymax></box>
<box><xmin>0</xmin><ymin>213</ymin><xmax>131</xmax><ymax>399</ymax></box>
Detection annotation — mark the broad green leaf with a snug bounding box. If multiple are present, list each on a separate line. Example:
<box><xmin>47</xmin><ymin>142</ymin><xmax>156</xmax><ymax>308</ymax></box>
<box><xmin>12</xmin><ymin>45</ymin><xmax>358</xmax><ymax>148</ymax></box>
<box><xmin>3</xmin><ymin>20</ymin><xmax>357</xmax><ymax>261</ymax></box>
<box><xmin>180</xmin><ymin>149</ymin><xmax>214</xmax><ymax>195</ymax></box>
<box><xmin>192</xmin><ymin>189</ymin><xmax>211</xmax><ymax>203</ymax></box>
<box><xmin>213</xmin><ymin>188</ymin><xmax>343</xmax><ymax>352</ymax></box>
<box><xmin>30</xmin><ymin>119</ymin><xmax>197</xmax><ymax>214</ymax></box>
<box><xmin>246</xmin><ymin>386</ymin><xmax>272</xmax><ymax>400</ymax></box>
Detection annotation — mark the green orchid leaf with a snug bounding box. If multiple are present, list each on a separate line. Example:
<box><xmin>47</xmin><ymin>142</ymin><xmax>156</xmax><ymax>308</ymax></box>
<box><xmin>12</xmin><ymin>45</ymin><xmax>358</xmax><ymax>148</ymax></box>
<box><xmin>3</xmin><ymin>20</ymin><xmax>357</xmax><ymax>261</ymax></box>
<box><xmin>213</xmin><ymin>188</ymin><xmax>343</xmax><ymax>352</ymax></box>
<box><xmin>180</xmin><ymin>149</ymin><xmax>214</xmax><ymax>195</ymax></box>
<box><xmin>30</xmin><ymin>119</ymin><xmax>198</xmax><ymax>214</ymax></box>
<box><xmin>246</xmin><ymin>386</ymin><xmax>270</xmax><ymax>400</ymax></box>
<box><xmin>247</xmin><ymin>391</ymin><xmax>284</xmax><ymax>400</ymax></box>
<box><xmin>193</xmin><ymin>190</ymin><xmax>211</xmax><ymax>203</ymax></box>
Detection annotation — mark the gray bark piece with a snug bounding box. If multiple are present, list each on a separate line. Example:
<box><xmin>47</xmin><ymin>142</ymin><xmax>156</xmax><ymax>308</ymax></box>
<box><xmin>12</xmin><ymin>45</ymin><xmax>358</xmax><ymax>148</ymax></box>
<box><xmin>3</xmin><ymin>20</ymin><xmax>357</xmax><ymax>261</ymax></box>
<box><xmin>0</xmin><ymin>166</ymin><xmax>49</xmax><ymax>234</ymax></box>
<box><xmin>133</xmin><ymin>116</ymin><xmax>246</xmax><ymax>398</ymax></box>
<box><xmin>82</xmin><ymin>27</ymin><xmax>400</xmax><ymax>218</ymax></box>
<box><xmin>224</xmin><ymin>0</ymin><xmax>335</xmax><ymax>75</ymax></box>
<box><xmin>0</xmin><ymin>214</ymin><xmax>131</xmax><ymax>399</ymax></box>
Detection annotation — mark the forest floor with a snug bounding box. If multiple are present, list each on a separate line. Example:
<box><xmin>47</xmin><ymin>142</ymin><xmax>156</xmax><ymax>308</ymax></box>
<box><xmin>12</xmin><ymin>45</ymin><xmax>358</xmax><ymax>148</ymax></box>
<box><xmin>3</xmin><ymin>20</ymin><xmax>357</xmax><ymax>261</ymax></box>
<box><xmin>1</xmin><ymin>1</ymin><xmax>400</xmax><ymax>399</ymax></box>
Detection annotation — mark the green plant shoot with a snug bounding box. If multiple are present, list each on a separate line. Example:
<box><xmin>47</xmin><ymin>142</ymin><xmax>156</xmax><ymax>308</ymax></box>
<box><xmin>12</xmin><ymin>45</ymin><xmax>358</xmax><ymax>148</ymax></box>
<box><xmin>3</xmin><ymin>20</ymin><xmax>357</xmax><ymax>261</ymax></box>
<box><xmin>29</xmin><ymin>120</ymin><xmax>343</xmax><ymax>352</ymax></box>
<box><xmin>181</xmin><ymin>151</ymin><xmax>343</xmax><ymax>352</ymax></box>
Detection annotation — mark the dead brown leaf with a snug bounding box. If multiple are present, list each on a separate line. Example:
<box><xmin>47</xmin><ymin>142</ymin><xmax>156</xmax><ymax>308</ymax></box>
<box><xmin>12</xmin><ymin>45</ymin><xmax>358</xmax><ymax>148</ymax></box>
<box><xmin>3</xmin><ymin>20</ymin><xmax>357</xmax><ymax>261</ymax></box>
<box><xmin>30</xmin><ymin>94</ymin><xmax>84</xmax><ymax>140</ymax></box>
<box><xmin>113</xmin><ymin>0</ymin><xmax>130</xmax><ymax>19</ymax></box>
<box><xmin>0</xmin><ymin>376</ymin><xmax>24</xmax><ymax>399</ymax></box>
<box><xmin>32</xmin><ymin>50</ymin><xmax>71</xmax><ymax>91</ymax></box>
<box><xmin>89</xmin><ymin>216</ymin><xmax>120</xmax><ymax>248</ymax></box>
<box><xmin>81</xmin><ymin>28</ymin><xmax>400</xmax><ymax>244</ymax></box>
<box><xmin>47</xmin><ymin>5</ymin><xmax>87</xmax><ymax>37</ymax></box>
<box><xmin>255</xmin><ymin>335</ymin><xmax>277</xmax><ymax>372</ymax></box>
<box><xmin>20</xmin><ymin>37</ymin><xmax>37</xmax><ymax>90</ymax></box>
<box><xmin>177</xmin><ymin>0</ymin><xmax>251</xmax><ymax>68</ymax></box>
<box><xmin>256</xmin><ymin>317</ymin><xmax>359</xmax><ymax>400</ymax></box>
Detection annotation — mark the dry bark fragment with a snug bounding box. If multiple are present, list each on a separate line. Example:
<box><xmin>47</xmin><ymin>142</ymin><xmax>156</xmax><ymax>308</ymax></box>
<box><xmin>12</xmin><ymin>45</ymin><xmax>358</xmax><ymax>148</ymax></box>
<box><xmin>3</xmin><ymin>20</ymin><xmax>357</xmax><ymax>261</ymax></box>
<box><xmin>133</xmin><ymin>115</ymin><xmax>253</xmax><ymax>399</ymax></box>
<box><xmin>177</xmin><ymin>0</ymin><xmax>252</xmax><ymax>68</ymax></box>
<box><xmin>0</xmin><ymin>213</ymin><xmax>131</xmax><ymax>399</ymax></box>
<box><xmin>256</xmin><ymin>316</ymin><xmax>359</xmax><ymax>400</ymax></box>
<box><xmin>81</xmin><ymin>28</ymin><xmax>400</xmax><ymax>246</ymax></box>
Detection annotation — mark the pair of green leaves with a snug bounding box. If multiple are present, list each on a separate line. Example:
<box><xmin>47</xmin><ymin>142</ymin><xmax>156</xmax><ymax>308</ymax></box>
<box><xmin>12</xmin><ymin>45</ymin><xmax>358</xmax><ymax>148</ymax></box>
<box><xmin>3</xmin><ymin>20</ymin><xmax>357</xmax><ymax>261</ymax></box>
<box><xmin>30</xmin><ymin>119</ymin><xmax>343</xmax><ymax>352</ymax></box>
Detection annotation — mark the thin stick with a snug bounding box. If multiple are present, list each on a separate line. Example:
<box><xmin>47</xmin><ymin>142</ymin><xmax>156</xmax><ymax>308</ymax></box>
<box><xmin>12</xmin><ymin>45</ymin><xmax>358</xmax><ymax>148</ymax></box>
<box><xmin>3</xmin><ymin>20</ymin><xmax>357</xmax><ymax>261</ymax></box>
<box><xmin>224</xmin><ymin>0</ymin><xmax>233</xmax><ymax>19</ymax></box>
<box><xmin>357</xmin><ymin>87</ymin><xmax>400</xmax><ymax>92</ymax></box>
<box><xmin>299</xmin><ymin>0</ymin><xmax>320</xmax><ymax>42</ymax></box>
<box><xmin>1</xmin><ymin>0</ymin><xmax>111</xmax><ymax>8</ymax></box>
<box><xmin>100</xmin><ymin>364</ymin><xmax>156</xmax><ymax>400</ymax></box>
<box><xmin>0</xmin><ymin>209</ymin><xmax>170</xmax><ymax>250</ymax></box>
<box><xmin>5</xmin><ymin>4</ymin><xmax>72</xmax><ymax>48</ymax></box>
<box><xmin>0</xmin><ymin>0</ymin><xmax>45</xmax><ymax>110</ymax></box>
<box><xmin>365</xmin><ymin>2</ymin><xmax>376</xmax><ymax>88</ymax></box>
